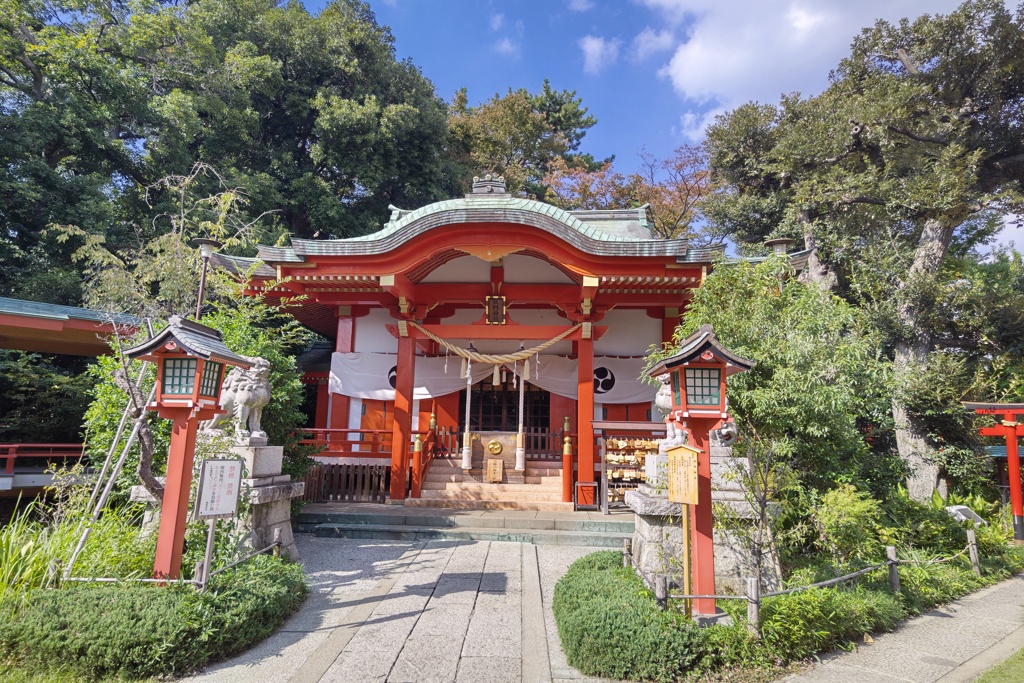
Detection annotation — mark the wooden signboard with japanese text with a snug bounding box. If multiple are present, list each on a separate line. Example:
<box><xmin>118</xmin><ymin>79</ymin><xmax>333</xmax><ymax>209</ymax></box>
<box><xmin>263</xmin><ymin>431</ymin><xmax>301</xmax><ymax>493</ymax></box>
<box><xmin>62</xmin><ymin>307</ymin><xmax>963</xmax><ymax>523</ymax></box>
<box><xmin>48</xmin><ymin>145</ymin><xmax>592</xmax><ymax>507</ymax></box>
<box><xmin>193</xmin><ymin>459</ymin><xmax>243</xmax><ymax>520</ymax></box>
<box><xmin>667</xmin><ymin>445</ymin><xmax>700</xmax><ymax>505</ymax></box>
<box><xmin>486</xmin><ymin>458</ymin><xmax>504</xmax><ymax>483</ymax></box>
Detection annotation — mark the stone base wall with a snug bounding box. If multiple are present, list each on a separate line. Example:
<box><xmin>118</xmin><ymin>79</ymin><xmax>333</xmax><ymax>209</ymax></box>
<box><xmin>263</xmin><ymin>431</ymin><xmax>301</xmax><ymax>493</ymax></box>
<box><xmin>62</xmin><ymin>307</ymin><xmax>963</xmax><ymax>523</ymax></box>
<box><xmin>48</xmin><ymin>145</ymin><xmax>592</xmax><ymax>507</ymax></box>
<box><xmin>625</xmin><ymin>488</ymin><xmax>780</xmax><ymax>594</ymax></box>
<box><xmin>130</xmin><ymin>442</ymin><xmax>304</xmax><ymax>562</ymax></box>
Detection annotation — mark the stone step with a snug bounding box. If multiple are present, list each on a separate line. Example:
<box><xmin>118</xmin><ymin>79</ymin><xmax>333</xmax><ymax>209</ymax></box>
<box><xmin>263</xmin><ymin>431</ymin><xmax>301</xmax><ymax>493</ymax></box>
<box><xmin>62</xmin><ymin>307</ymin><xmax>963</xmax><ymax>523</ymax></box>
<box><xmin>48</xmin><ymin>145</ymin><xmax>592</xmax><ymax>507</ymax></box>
<box><xmin>402</xmin><ymin>498</ymin><xmax>576</xmax><ymax>512</ymax></box>
<box><xmin>310</xmin><ymin>522</ymin><xmax>627</xmax><ymax>546</ymax></box>
<box><xmin>417</xmin><ymin>489</ymin><xmax>566</xmax><ymax>502</ymax></box>
<box><xmin>419</xmin><ymin>481</ymin><xmax>563</xmax><ymax>493</ymax></box>
<box><xmin>295</xmin><ymin>510</ymin><xmax>634</xmax><ymax>533</ymax></box>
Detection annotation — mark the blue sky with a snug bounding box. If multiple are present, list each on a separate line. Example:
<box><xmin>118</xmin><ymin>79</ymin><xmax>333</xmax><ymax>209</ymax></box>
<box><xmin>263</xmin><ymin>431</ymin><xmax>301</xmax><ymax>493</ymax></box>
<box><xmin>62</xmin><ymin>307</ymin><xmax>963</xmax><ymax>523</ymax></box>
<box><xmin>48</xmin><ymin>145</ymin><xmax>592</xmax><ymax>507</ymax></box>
<box><xmin>306</xmin><ymin>0</ymin><xmax>1022</xmax><ymax>247</ymax></box>
<box><xmin>345</xmin><ymin>0</ymin><xmax>965</xmax><ymax>174</ymax></box>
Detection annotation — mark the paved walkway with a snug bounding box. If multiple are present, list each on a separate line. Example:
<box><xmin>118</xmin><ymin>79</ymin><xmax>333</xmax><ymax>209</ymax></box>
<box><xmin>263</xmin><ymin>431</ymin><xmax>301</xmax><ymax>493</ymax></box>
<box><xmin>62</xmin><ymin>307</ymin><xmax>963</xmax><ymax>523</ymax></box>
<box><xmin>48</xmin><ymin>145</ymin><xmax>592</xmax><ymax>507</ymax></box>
<box><xmin>786</xmin><ymin>574</ymin><xmax>1024</xmax><ymax>683</ymax></box>
<box><xmin>188</xmin><ymin>531</ymin><xmax>1024</xmax><ymax>683</ymax></box>
<box><xmin>188</xmin><ymin>535</ymin><xmax>610</xmax><ymax>683</ymax></box>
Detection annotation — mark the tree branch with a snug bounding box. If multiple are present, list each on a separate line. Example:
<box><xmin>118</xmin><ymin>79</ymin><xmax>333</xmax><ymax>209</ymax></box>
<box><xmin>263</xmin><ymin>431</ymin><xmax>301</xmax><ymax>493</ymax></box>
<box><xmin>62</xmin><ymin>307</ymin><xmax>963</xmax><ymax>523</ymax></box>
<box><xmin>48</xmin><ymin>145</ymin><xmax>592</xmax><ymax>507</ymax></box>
<box><xmin>886</xmin><ymin>125</ymin><xmax>948</xmax><ymax>146</ymax></box>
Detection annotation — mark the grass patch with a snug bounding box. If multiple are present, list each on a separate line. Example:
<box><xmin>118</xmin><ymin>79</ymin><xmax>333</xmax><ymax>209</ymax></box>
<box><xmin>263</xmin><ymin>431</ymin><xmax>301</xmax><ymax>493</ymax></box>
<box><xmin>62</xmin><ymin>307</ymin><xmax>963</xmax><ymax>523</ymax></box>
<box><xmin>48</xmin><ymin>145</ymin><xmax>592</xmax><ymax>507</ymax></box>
<box><xmin>0</xmin><ymin>554</ymin><xmax>307</xmax><ymax>680</ymax></box>
<box><xmin>976</xmin><ymin>645</ymin><xmax>1024</xmax><ymax>683</ymax></box>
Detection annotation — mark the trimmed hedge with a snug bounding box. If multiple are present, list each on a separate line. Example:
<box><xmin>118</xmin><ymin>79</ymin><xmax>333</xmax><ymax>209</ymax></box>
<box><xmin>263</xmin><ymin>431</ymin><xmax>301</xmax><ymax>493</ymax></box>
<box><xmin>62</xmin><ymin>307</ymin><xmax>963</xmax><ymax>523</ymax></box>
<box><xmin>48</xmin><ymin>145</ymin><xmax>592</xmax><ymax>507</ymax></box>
<box><xmin>0</xmin><ymin>554</ymin><xmax>307</xmax><ymax>680</ymax></box>
<box><xmin>553</xmin><ymin>551</ymin><xmax>711</xmax><ymax>682</ymax></box>
<box><xmin>551</xmin><ymin>551</ymin><xmax>978</xmax><ymax>681</ymax></box>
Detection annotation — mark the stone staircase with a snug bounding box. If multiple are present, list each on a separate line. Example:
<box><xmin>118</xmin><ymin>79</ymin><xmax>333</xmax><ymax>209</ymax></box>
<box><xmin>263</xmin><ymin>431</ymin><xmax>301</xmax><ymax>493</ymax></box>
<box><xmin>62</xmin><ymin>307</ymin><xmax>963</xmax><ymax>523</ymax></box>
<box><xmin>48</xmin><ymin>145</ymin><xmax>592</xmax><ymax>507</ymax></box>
<box><xmin>405</xmin><ymin>456</ymin><xmax>573</xmax><ymax>511</ymax></box>
<box><xmin>295</xmin><ymin>503</ymin><xmax>633</xmax><ymax>547</ymax></box>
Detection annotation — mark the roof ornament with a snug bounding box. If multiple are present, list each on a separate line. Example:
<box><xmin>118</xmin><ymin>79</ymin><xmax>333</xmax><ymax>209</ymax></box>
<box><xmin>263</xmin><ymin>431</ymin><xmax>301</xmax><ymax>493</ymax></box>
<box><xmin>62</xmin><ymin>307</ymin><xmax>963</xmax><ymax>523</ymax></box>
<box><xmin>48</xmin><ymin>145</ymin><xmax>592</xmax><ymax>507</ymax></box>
<box><xmin>470</xmin><ymin>173</ymin><xmax>508</xmax><ymax>196</ymax></box>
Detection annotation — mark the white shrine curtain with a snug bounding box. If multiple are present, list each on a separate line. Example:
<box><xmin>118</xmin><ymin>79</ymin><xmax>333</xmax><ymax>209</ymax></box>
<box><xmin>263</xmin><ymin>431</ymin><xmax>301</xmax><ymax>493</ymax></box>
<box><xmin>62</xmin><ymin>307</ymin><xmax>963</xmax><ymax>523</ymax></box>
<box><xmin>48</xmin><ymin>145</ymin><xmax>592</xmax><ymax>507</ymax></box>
<box><xmin>329</xmin><ymin>353</ymin><xmax>656</xmax><ymax>404</ymax></box>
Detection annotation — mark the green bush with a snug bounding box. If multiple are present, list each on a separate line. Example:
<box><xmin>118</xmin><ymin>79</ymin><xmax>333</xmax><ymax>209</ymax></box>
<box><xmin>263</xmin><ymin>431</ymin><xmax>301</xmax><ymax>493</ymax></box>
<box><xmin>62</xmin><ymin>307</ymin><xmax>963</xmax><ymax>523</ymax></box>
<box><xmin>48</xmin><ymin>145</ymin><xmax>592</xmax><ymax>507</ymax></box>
<box><xmin>552</xmin><ymin>551</ymin><xmax>710</xmax><ymax>682</ymax></box>
<box><xmin>0</xmin><ymin>555</ymin><xmax>307</xmax><ymax>680</ymax></box>
<box><xmin>814</xmin><ymin>484</ymin><xmax>884</xmax><ymax>568</ymax></box>
<box><xmin>760</xmin><ymin>586</ymin><xmax>905</xmax><ymax>660</ymax></box>
<box><xmin>553</xmin><ymin>545</ymin><xmax>1024</xmax><ymax>682</ymax></box>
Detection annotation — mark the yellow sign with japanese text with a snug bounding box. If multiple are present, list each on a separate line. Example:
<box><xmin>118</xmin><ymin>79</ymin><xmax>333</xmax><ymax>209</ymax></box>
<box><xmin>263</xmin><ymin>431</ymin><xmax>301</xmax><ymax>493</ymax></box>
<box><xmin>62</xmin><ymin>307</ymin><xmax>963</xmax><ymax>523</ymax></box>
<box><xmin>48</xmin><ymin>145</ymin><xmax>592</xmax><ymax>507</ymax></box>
<box><xmin>666</xmin><ymin>444</ymin><xmax>700</xmax><ymax>505</ymax></box>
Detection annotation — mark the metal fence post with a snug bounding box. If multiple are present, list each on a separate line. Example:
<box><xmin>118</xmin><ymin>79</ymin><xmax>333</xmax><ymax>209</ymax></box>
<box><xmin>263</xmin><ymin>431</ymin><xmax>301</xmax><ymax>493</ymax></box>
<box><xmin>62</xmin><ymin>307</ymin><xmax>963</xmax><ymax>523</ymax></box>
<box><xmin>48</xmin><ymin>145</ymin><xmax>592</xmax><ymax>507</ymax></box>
<box><xmin>886</xmin><ymin>546</ymin><xmax>900</xmax><ymax>593</ymax></box>
<box><xmin>746</xmin><ymin>577</ymin><xmax>761</xmax><ymax>638</ymax></box>
<box><xmin>967</xmin><ymin>530</ymin><xmax>981</xmax><ymax>577</ymax></box>
<box><xmin>656</xmin><ymin>574</ymin><xmax>668</xmax><ymax>610</ymax></box>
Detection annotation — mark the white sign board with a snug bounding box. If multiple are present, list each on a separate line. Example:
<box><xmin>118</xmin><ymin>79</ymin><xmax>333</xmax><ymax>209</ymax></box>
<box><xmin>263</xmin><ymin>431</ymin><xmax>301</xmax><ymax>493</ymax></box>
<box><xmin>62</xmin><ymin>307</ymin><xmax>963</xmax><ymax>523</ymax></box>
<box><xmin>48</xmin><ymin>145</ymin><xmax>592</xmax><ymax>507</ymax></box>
<box><xmin>194</xmin><ymin>459</ymin><xmax>243</xmax><ymax>520</ymax></box>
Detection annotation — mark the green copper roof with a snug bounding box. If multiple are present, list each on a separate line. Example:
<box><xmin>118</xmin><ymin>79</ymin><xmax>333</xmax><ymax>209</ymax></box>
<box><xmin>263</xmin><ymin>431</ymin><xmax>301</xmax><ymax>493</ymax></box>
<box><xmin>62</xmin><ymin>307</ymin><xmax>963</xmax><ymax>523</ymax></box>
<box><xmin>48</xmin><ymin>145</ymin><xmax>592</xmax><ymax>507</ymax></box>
<box><xmin>257</xmin><ymin>175</ymin><xmax>695</xmax><ymax>263</ymax></box>
<box><xmin>0</xmin><ymin>296</ymin><xmax>139</xmax><ymax>326</ymax></box>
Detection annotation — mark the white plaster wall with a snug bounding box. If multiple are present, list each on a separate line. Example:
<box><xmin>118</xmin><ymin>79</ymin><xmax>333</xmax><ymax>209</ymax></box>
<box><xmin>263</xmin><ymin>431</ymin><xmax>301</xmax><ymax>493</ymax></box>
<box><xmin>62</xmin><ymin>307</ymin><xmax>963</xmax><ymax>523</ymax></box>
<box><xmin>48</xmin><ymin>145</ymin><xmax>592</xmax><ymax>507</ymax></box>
<box><xmin>503</xmin><ymin>254</ymin><xmax>575</xmax><ymax>283</ymax></box>
<box><xmin>594</xmin><ymin>309</ymin><xmax>660</xmax><ymax>357</ymax></box>
<box><xmin>354</xmin><ymin>308</ymin><xmax>398</xmax><ymax>353</ymax></box>
<box><xmin>420</xmin><ymin>255</ymin><xmax>491</xmax><ymax>282</ymax></box>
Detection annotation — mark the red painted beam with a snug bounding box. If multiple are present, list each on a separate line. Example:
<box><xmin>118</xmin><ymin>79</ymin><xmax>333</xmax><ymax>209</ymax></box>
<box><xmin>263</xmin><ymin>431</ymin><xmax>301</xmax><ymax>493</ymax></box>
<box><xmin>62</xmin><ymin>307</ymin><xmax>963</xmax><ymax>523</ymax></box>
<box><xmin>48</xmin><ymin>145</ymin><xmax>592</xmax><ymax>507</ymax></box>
<box><xmin>385</xmin><ymin>323</ymin><xmax>607</xmax><ymax>341</ymax></box>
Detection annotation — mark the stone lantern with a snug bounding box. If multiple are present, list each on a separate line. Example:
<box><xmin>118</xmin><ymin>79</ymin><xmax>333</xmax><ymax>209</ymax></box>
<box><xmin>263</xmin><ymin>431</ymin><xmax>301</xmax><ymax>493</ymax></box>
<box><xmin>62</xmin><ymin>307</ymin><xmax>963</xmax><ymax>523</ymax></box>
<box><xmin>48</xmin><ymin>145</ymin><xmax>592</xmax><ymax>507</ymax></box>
<box><xmin>125</xmin><ymin>316</ymin><xmax>252</xmax><ymax>579</ymax></box>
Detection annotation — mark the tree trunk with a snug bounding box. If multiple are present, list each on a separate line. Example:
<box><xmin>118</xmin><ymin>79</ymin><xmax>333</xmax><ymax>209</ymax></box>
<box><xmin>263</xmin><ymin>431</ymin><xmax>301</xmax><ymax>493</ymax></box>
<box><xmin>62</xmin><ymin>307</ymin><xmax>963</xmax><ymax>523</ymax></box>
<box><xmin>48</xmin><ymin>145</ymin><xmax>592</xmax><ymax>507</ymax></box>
<box><xmin>799</xmin><ymin>210</ymin><xmax>838</xmax><ymax>291</ymax></box>
<box><xmin>893</xmin><ymin>217</ymin><xmax>956</xmax><ymax>501</ymax></box>
<box><xmin>113</xmin><ymin>368</ymin><xmax>164</xmax><ymax>503</ymax></box>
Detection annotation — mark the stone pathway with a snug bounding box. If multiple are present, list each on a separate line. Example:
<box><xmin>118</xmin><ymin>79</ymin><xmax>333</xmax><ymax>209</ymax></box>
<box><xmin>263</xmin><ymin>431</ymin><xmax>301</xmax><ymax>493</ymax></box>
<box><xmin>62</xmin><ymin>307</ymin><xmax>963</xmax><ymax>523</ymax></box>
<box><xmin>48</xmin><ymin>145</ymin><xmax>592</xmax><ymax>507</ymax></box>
<box><xmin>187</xmin><ymin>535</ymin><xmax>610</xmax><ymax>683</ymax></box>
<box><xmin>785</xmin><ymin>574</ymin><xmax>1024</xmax><ymax>683</ymax></box>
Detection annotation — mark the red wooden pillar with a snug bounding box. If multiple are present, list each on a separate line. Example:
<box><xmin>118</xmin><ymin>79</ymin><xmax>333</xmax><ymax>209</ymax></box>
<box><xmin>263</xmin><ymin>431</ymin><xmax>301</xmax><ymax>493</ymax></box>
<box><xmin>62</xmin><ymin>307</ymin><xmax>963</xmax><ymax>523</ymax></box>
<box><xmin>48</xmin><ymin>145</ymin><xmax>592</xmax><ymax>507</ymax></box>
<box><xmin>576</xmin><ymin>335</ymin><xmax>595</xmax><ymax>504</ymax></box>
<box><xmin>390</xmin><ymin>335</ymin><xmax>415</xmax><ymax>500</ymax></box>
<box><xmin>329</xmin><ymin>316</ymin><xmax>355</xmax><ymax>431</ymax></box>
<box><xmin>1004</xmin><ymin>413</ymin><xmax>1024</xmax><ymax>542</ymax></box>
<box><xmin>153</xmin><ymin>413</ymin><xmax>200</xmax><ymax>579</ymax></box>
<box><xmin>686</xmin><ymin>418</ymin><xmax>717</xmax><ymax>615</ymax></box>
<box><xmin>315</xmin><ymin>382</ymin><xmax>329</xmax><ymax>428</ymax></box>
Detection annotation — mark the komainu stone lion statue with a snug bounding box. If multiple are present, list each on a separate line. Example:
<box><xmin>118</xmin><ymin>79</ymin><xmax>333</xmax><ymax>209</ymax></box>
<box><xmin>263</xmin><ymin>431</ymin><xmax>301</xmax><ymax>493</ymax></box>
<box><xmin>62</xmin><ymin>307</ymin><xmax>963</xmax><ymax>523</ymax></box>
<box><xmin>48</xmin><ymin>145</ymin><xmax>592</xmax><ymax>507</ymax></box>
<box><xmin>202</xmin><ymin>357</ymin><xmax>272</xmax><ymax>442</ymax></box>
<box><xmin>654</xmin><ymin>373</ymin><xmax>687</xmax><ymax>450</ymax></box>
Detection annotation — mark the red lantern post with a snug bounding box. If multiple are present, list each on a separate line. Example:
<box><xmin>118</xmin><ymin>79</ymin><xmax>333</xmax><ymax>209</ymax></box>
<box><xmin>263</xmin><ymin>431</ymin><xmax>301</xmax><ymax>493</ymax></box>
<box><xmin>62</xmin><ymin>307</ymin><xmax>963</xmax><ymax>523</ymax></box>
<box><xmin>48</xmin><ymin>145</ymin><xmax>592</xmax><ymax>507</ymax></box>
<box><xmin>125</xmin><ymin>316</ymin><xmax>252</xmax><ymax>579</ymax></box>
<box><xmin>648</xmin><ymin>325</ymin><xmax>755</xmax><ymax>616</ymax></box>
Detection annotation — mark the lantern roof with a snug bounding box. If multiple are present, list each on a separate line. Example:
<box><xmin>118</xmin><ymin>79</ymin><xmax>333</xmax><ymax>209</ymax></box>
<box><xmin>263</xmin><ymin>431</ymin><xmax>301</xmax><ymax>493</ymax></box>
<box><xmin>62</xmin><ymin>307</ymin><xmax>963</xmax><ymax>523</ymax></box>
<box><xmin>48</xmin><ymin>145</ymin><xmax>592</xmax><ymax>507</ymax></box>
<box><xmin>647</xmin><ymin>324</ymin><xmax>756</xmax><ymax>378</ymax></box>
<box><xmin>124</xmin><ymin>315</ymin><xmax>252</xmax><ymax>368</ymax></box>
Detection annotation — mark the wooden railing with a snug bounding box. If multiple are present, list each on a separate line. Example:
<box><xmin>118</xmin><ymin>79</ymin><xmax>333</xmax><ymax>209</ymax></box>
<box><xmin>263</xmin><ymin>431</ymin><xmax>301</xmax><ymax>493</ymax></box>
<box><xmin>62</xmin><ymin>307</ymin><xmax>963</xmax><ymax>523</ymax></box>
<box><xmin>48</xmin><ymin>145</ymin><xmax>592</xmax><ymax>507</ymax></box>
<box><xmin>1</xmin><ymin>443</ymin><xmax>85</xmax><ymax>475</ymax></box>
<box><xmin>302</xmin><ymin>462</ymin><xmax>390</xmax><ymax>503</ymax></box>
<box><xmin>298</xmin><ymin>428</ymin><xmax>394</xmax><ymax>458</ymax></box>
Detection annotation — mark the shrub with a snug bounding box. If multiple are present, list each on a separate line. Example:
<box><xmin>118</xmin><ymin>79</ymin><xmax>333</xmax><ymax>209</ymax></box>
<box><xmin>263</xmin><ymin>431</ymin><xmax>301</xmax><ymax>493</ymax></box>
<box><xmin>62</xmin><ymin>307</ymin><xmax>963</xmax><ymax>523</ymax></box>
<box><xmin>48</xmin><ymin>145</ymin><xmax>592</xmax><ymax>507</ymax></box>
<box><xmin>552</xmin><ymin>551</ymin><xmax>708</xmax><ymax>682</ymax></box>
<box><xmin>0</xmin><ymin>555</ymin><xmax>307</xmax><ymax>680</ymax></box>
<box><xmin>814</xmin><ymin>484</ymin><xmax>883</xmax><ymax>568</ymax></box>
<box><xmin>759</xmin><ymin>586</ymin><xmax>905</xmax><ymax>660</ymax></box>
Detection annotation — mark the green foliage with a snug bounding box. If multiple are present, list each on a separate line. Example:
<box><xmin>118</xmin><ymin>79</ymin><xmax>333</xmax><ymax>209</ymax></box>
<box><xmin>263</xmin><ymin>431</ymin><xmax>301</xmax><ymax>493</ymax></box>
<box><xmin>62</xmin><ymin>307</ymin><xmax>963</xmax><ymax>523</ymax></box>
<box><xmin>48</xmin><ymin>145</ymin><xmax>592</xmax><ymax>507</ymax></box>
<box><xmin>448</xmin><ymin>81</ymin><xmax>597</xmax><ymax>196</ymax></box>
<box><xmin>0</xmin><ymin>555</ymin><xmax>307</xmax><ymax>680</ymax></box>
<box><xmin>0</xmin><ymin>351</ymin><xmax>96</xmax><ymax>443</ymax></box>
<box><xmin>0</xmin><ymin>471</ymin><xmax>154</xmax><ymax>617</ymax></box>
<box><xmin>652</xmin><ymin>257</ymin><xmax>895</xmax><ymax>490</ymax></box>
<box><xmin>759</xmin><ymin>586</ymin><xmax>905</xmax><ymax>660</ymax></box>
<box><xmin>555</xmin><ymin>540</ymin><xmax>1024</xmax><ymax>681</ymax></box>
<box><xmin>814</xmin><ymin>484</ymin><xmax>883</xmax><ymax>568</ymax></box>
<box><xmin>552</xmin><ymin>551</ymin><xmax>709</xmax><ymax>682</ymax></box>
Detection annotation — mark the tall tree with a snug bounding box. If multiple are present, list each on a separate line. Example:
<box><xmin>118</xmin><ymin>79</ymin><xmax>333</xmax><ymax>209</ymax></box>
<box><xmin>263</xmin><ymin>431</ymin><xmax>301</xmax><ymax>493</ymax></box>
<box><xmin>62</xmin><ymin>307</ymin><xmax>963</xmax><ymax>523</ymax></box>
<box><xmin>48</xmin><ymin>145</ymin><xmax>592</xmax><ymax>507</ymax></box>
<box><xmin>704</xmin><ymin>0</ymin><xmax>1024</xmax><ymax>499</ymax></box>
<box><xmin>448</xmin><ymin>81</ymin><xmax>597</xmax><ymax>196</ymax></box>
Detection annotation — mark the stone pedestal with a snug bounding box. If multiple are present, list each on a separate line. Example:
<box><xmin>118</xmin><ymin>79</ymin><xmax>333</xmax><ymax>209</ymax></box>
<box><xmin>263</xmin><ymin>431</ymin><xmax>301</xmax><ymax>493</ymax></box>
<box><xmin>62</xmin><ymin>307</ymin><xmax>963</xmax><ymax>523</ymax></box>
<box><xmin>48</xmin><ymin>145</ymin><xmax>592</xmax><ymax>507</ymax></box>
<box><xmin>625</xmin><ymin>466</ymin><xmax>781</xmax><ymax>595</ymax></box>
<box><xmin>233</xmin><ymin>443</ymin><xmax>304</xmax><ymax>560</ymax></box>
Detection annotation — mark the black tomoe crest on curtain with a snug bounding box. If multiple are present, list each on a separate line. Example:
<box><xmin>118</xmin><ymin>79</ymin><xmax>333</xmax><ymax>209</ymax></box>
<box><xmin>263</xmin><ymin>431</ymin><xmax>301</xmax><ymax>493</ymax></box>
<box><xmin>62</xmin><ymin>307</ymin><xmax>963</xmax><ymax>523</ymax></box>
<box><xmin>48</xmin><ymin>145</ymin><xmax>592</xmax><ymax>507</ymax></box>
<box><xmin>388</xmin><ymin>365</ymin><xmax>397</xmax><ymax>389</ymax></box>
<box><xmin>593</xmin><ymin>366</ymin><xmax>615</xmax><ymax>394</ymax></box>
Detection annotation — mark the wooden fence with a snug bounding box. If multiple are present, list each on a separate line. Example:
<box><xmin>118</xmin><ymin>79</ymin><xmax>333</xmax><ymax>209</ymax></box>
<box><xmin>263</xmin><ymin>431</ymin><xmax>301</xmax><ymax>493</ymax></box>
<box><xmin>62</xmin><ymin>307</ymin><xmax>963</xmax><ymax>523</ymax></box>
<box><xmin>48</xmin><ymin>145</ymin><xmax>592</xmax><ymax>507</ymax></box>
<box><xmin>302</xmin><ymin>462</ymin><xmax>391</xmax><ymax>503</ymax></box>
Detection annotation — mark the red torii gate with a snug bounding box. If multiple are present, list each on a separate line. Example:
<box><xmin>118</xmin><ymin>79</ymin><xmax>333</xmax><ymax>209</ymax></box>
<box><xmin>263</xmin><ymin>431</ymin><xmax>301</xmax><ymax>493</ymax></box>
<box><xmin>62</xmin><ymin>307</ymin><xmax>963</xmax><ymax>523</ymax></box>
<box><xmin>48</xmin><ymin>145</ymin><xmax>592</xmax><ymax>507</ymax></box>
<box><xmin>963</xmin><ymin>402</ymin><xmax>1024</xmax><ymax>545</ymax></box>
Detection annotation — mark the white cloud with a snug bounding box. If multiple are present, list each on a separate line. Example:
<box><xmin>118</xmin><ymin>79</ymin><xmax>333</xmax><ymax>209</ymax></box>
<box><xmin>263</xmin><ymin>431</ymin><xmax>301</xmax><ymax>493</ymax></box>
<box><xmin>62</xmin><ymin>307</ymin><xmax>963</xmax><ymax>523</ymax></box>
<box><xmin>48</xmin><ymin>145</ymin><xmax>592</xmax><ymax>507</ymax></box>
<box><xmin>631</xmin><ymin>27</ymin><xmax>674</xmax><ymax>62</ymax></box>
<box><xmin>494</xmin><ymin>38</ymin><xmax>519</xmax><ymax>57</ymax></box>
<box><xmin>490</xmin><ymin>13</ymin><xmax>503</xmax><ymax>31</ymax></box>
<box><xmin>579</xmin><ymin>35</ymin><xmax>621</xmax><ymax>74</ymax></box>
<box><xmin>569</xmin><ymin>0</ymin><xmax>594</xmax><ymax>11</ymax></box>
<box><xmin>636</xmin><ymin>0</ymin><xmax>965</xmax><ymax>135</ymax></box>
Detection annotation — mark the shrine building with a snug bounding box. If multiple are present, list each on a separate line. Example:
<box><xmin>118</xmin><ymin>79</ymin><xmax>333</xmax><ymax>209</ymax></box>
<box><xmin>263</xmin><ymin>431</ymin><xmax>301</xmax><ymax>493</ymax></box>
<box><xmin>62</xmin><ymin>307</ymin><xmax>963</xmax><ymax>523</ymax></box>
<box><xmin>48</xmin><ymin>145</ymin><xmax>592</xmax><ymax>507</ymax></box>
<box><xmin>218</xmin><ymin>175</ymin><xmax>736</xmax><ymax>510</ymax></box>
